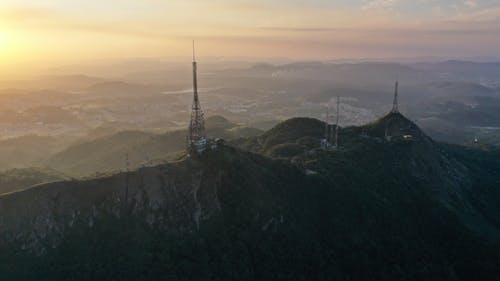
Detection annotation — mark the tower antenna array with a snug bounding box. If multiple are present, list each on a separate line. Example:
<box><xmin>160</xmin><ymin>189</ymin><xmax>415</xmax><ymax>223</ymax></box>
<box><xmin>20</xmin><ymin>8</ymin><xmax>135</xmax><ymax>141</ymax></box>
<box><xmin>187</xmin><ymin>41</ymin><xmax>207</xmax><ymax>155</ymax></box>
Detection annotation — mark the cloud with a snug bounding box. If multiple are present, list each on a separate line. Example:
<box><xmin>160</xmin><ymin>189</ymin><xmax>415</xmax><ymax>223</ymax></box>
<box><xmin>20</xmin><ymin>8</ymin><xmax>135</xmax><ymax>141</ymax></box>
<box><xmin>362</xmin><ymin>0</ymin><xmax>400</xmax><ymax>11</ymax></box>
<box><xmin>451</xmin><ymin>4</ymin><xmax>500</xmax><ymax>22</ymax></box>
<box><xmin>464</xmin><ymin>1</ymin><xmax>478</xmax><ymax>8</ymax></box>
<box><xmin>2</xmin><ymin>0</ymin><xmax>500</xmax><ymax>62</ymax></box>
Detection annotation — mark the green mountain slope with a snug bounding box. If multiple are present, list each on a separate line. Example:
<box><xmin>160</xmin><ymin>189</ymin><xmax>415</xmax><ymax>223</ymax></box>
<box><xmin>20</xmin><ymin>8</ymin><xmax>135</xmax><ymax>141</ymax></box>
<box><xmin>0</xmin><ymin>135</ymin><xmax>74</xmax><ymax>170</ymax></box>
<box><xmin>0</xmin><ymin>167</ymin><xmax>68</xmax><ymax>195</ymax></box>
<box><xmin>45</xmin><ymin>116</ymin><xmax>263</xmax><ymax>176</ymax></box>
<box><xmin>236</xmin><ymin>117</ymin><xmax>327</xmax><ymax>156</ymax></box>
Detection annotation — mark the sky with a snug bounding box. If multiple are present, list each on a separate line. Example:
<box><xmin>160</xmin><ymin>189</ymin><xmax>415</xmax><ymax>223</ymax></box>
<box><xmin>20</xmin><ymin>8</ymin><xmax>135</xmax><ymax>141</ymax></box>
<box><xmin>0</xmin><ymin>0</ymin><xmax>500</xmax><ymax>72</ymax></box>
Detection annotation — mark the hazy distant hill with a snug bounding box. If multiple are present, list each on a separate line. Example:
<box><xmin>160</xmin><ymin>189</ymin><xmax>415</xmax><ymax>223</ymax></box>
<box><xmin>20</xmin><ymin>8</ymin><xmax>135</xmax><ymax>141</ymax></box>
<box><xmin>0</xmin><ymin>167</ymin><xmax>68</xmax><ymax>195</ymax></box>
<box><xmin>0</xmin><ymin>135</ymin><xmax>75</xmax><ymax>171</ymax></box>
<box><xmin>18</xmin><ymin>106</ymin><xmax>84</xmax><ymax>125</ymax></box>
<box><xmin>0</xmin><ymin>114</ymin><xmax>499</xmax><ymax>280</ymax></box>
<box><xmin>30</xmin><ymin>75</ymin><xmax>106</xmax><ymax>91</ymax></box>
<box><xmin>46</xmin><ymin>130</ymin><xmax>162</xmax><ymax>176</ymax></box>
<box><xmin>46</xmin><ymin>116</ymin><xmax>262</xmax><ymax>176</ymax></box>
<box><xmin>412</xmin><ymin>60</ymin><xmax>500</xmax><ymax>82</ymax></box>
<box><xmin>222</xmin><ymin>62</ymin><xmax>432</xmax><ymax>85</ymax></box>
<box><xmin>85</xmin><ymin>81</ymin><xmax>160</xmax><ymax>96</ymax></box>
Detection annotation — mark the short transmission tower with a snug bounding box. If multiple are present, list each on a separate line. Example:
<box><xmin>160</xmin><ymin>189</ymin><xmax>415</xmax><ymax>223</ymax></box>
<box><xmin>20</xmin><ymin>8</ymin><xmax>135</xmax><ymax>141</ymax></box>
<box><xmin>334</xmin><ymin>96</ymin><xmax>340</xmax><ymax>148</ymax></box>
<box><xmin>391</xmin><ymin>81</ymin><xmax>399</xmax><ymax>113</ymax></box>
<box><xmin>321</xmin><ymin>106</ymin><xmax>332</xmax><ymax>149</ymax></box>
<box><xmin>187</xmin><ymin>41</ymin><xmax>207</xmax><ymax>155</ymax></box>
<box><xmin>123</xmin><ymin>153</ymin><xmax>130</xmax><ymax>210</ymax></box>
<box><xmin>325</xmin><ymin>106</ymin><xmax>330</xmax><ymax>140</ymax></box>
<box><xmin>321</xmin><ymin>97</ymin><xmax>341</xmax><ymax>150</ymax></box>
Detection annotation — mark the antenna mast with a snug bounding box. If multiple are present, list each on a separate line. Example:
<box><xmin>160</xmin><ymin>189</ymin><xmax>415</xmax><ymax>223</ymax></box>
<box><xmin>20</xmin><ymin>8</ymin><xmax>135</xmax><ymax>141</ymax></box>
<box><xmin>192</xmin><ymin>40</ymin><xmax>195</xmax><ymax>61</ymax></box>
<box><xmin>321</xmin><ymin>106</ymin><xmax>332</xmax><ymax>150</ymax></box>
<box><xmin>335</xmin><ymin>96</ymin><xmax>340</xmax><ymax>148</ymax></box>
<box><xmin>123</xmin><ymin>153</ymin><xmax>130</xmax><ymax>210</ymax></box>
<box><xmin>391</xmin><ymin>81</ymin><xmax>399</xmax><ymax>113</ymax></box>
<box><xmin>324</xmin><ymin>106</ymin><xmax>330</xmax><ymax>141</ymax></box>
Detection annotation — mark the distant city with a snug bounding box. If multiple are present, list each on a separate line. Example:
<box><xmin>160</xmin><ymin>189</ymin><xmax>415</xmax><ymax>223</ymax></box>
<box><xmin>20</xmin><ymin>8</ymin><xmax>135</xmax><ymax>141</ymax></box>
<box><xmin>1</xmin><ymin>59</ymin><xmax>499</xmax><ymax>147</ymax></box>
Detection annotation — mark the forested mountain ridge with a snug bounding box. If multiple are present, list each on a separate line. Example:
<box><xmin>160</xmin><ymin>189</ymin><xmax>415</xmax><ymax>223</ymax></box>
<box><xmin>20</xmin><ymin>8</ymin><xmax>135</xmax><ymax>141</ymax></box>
<box><xmin>0</xmin><ymin>113</ymin><xmax>499</xmax><ymax>280</ymax></box>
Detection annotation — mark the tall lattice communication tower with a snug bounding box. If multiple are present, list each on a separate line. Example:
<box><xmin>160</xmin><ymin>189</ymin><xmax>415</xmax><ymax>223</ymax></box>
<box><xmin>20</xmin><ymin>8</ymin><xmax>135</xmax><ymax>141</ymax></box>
<box><xmin>187</xmin><ymin>41</ymin><xmax>207</xmax><ymax>155</ymax></box>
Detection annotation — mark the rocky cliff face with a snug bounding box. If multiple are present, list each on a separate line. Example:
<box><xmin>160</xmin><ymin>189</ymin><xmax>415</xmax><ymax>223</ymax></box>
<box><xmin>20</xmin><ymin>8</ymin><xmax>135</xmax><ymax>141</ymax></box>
<box><xmin>0</xmin><ymin>158</ymin><xmax>209</xmax><ymax>251</ymax></box>
<box><xmin>0</xmin><ymin>146</ymin><xmax>299</xmax><ymax>251</ymax></box>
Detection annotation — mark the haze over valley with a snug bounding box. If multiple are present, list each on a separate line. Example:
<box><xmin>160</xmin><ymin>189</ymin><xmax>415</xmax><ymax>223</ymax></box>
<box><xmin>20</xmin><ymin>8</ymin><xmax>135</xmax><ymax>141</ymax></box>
<box><xmin>0</xmin><ymin>58</ymin><xmax>499</xmax><ymax>175</ymax></box>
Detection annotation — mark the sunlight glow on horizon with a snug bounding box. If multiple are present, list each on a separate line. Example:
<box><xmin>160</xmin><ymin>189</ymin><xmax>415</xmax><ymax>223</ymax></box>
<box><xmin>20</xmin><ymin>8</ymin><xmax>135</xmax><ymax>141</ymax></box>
<box><xmin>1</xmin><ymin>0</ymin><xmax>500</xmax><ymax>74</ymax></box>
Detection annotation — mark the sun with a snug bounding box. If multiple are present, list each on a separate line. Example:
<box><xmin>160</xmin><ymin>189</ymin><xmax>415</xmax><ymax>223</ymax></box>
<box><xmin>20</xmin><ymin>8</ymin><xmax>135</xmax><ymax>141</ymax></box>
<box><xmin>0</xmin><ymin>31</ymin><xmax>12</xmax><ymax>57</ymax></box>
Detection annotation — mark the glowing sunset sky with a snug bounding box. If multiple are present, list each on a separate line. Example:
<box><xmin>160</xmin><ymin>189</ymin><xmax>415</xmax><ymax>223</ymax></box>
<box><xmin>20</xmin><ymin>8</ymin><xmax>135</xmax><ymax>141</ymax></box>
<box><xmin>0</xmin><ymin>0</ymin><xmax>499</xmax><ymax>68</ymax></box>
